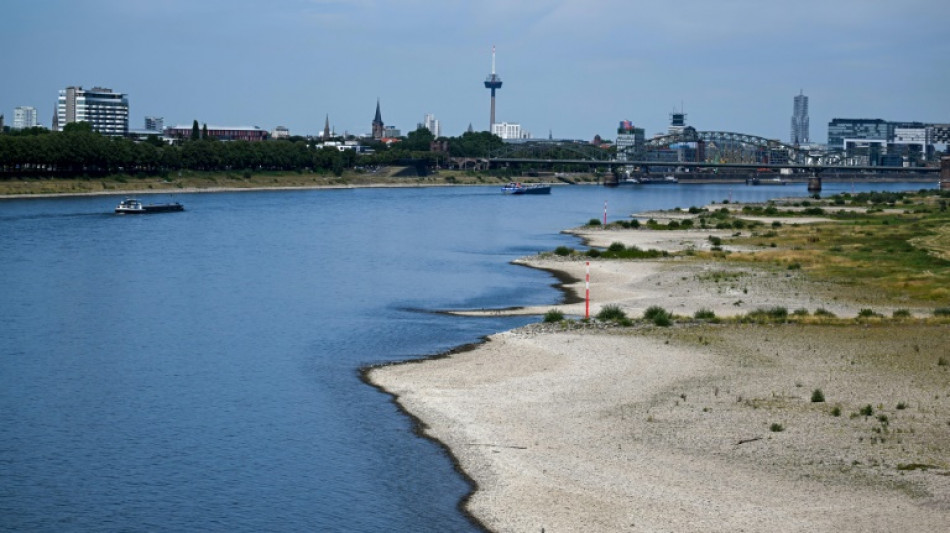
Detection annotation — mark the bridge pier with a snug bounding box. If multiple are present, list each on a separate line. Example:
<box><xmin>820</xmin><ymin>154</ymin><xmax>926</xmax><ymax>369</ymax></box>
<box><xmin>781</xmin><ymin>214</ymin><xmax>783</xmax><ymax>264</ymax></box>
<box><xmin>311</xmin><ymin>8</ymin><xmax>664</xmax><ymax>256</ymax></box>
<box><xmin>941</xmin><ymin>157</ymin><xmax>950</xmax><ymax>191</ymax></box>
<box><xmin>807</xmin><ymin>175</ymin><xmax>822</xmax><ymax>193</ymax></box>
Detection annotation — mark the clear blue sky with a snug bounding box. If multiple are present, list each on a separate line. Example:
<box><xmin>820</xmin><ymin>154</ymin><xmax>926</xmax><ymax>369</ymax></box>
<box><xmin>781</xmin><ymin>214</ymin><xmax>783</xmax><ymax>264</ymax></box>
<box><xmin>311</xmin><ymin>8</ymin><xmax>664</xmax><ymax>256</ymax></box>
<box><xmin>3</xmin><ymin>0</ymin><xmax>949</xmax><ymax>143</ymax></box>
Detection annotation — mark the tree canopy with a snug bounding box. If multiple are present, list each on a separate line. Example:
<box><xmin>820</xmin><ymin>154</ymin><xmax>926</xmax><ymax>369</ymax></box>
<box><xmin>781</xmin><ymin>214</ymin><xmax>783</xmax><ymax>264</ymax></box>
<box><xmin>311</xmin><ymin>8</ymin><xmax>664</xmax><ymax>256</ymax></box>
<box><xmin>0</xmin><ymin>127</ymin><xmax>508</xmax><ymax>178</ymax></box>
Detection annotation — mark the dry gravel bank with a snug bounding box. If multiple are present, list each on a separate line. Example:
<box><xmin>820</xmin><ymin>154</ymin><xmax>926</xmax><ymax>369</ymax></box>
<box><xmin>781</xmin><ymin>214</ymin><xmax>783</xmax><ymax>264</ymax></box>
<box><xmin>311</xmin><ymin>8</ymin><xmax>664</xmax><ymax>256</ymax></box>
<box><xmin>370</xmin><ymin>222</ymin><xmax>950</xmax><ymax>532</ymax></box>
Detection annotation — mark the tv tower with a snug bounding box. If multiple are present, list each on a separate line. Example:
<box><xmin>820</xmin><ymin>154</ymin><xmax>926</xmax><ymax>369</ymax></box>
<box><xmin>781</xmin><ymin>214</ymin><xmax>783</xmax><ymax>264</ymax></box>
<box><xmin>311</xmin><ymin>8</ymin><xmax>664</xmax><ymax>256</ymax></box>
<box><xmin>483</xmin><ymin>45</ymin><xmax>503</xmax><ymax>131</ymax></box>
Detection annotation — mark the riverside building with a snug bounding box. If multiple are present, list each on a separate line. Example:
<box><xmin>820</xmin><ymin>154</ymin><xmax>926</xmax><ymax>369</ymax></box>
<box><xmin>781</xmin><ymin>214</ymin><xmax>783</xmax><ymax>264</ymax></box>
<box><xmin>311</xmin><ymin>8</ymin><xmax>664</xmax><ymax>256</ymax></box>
<box><xmin>55</xmin><ymin>86</ymin><xmax>129</xmax><ymax>136</ymax></box>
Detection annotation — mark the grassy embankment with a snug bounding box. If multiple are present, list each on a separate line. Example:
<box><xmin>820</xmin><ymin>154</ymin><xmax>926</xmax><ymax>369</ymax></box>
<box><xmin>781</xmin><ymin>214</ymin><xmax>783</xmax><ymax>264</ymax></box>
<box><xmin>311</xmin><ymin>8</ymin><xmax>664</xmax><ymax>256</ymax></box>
<box><xmin>550</xmin><ymin>188</ymin><xmax>950</xmax><ymax>321</ymax></box>
<box><xmin>711</xmin><ymin>190</ymin><xmax>950</xmax><ymax>310</ymax></box>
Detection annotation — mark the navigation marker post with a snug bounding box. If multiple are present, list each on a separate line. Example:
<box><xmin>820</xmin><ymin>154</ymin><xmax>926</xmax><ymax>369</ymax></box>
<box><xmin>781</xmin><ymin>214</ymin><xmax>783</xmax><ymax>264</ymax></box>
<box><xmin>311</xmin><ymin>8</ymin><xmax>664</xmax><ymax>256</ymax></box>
<box><xmin>585</xmin><ymin>261</ymin><xmax>590</xmax><ymax>319</ymax></box>
<box><xmin>603</xmin><ymin>201</ymin><xmax>607</xmax><ymax>226</ymax></box>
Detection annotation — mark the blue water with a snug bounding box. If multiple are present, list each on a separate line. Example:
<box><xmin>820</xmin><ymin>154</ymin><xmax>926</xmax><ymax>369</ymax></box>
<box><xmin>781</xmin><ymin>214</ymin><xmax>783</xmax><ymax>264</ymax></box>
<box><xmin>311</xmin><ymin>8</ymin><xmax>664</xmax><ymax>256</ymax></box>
<box><xmin>0</xmin><ymin>181</ymin><xmax>933</xmax><ymax>531</ymax></box>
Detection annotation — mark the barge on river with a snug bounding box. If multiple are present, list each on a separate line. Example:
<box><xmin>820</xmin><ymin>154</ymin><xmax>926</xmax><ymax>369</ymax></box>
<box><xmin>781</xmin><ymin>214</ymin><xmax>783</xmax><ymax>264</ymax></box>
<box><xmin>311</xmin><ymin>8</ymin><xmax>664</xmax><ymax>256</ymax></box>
<box><xmin>115</xmin><ymin>198</ymin><xmax>184</xmax><ymax>214</ymax></box>
<box><xmin>501</xmin><ymin>182</ymin><xmax>551</xmax><ymax>195</ymax></box>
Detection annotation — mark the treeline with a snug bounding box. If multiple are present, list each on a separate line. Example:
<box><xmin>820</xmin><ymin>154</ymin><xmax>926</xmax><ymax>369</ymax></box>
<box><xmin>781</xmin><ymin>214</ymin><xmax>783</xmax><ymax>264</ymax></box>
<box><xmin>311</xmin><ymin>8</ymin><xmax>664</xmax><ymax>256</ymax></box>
<box><xmin>0</xmin><ymin>123</ymin><xmax>506</xmax><ymax>178</ymax></box>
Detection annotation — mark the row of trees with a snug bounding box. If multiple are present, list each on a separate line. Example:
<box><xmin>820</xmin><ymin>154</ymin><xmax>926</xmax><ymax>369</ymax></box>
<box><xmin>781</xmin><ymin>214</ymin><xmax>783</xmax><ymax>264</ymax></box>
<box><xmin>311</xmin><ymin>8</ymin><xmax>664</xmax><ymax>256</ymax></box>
<box><xmin>0</xmin><ymin>123</ymin><xmax>508</xmax><ymax>178</ymax></box>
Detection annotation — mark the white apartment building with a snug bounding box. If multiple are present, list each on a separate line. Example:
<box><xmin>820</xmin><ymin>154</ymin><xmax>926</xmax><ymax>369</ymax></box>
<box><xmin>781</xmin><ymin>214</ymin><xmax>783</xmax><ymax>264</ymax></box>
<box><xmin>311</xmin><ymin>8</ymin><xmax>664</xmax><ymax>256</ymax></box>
<box><xmin>13</xmin><ymin>106</ymin><xmax>38</xmax><ymax>129</ymax></box>
<box><xmin>55</xmin><ymin>86</ymin><xmax>129</xmax><ymax>136</ymax></box>
<box><xmin>491</xmin><ymin>121</ymin><xmax>530</xmax><ymax>140</ymax></box>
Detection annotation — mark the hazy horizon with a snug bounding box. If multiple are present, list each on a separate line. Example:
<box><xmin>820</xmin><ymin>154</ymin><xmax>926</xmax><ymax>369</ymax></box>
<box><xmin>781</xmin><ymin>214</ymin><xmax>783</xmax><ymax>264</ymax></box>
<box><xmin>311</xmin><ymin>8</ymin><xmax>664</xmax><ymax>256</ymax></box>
<box><xmin>3</xmin><ymin>0</ymin><xmax>949</xmax><ymax>143</ymax></box>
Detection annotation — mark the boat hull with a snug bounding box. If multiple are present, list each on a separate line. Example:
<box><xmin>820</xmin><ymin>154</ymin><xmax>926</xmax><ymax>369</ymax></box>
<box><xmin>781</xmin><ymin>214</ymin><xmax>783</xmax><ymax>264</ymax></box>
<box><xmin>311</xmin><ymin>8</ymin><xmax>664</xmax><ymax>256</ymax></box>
<box><xmin>115</xmin><ymin>199</ymin><xmax>184</xmax><ymax>214</ymax></box>
<box><xmin>501</xmin><ymin>183</ymin><xmax>551</xmax><ymax>195</ymax></box>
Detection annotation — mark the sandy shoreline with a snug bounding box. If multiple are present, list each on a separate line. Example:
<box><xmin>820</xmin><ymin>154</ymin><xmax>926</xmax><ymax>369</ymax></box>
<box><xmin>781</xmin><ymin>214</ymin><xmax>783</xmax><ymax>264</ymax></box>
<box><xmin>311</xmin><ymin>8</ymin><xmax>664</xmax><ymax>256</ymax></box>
<box><xmin>369</xmin><ymin>223</ymin><xmax>950</xmax><ymax>531</ymax></box>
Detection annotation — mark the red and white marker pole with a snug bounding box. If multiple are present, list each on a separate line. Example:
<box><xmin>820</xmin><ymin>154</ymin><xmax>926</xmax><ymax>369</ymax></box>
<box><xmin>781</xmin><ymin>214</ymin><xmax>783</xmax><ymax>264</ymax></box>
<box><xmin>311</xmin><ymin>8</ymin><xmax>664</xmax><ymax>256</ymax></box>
<box><xmin>585</xmin><ymin>261</ymin><xmax>590</xmax><ymax>319</ymax></box>
<box><xmin>603</xmin><ymin>200</ymin><xmax>607</xmax><ymax>226</ymax></box>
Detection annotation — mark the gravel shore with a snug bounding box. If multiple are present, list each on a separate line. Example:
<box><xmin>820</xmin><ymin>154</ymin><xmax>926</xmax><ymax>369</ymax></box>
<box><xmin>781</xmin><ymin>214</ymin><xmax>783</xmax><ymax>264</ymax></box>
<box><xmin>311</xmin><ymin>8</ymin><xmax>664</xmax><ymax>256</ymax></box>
<box><xmin>369</xmin><ymin>225</ymin><xmax>950</xmax><ymax>532</ymax></box>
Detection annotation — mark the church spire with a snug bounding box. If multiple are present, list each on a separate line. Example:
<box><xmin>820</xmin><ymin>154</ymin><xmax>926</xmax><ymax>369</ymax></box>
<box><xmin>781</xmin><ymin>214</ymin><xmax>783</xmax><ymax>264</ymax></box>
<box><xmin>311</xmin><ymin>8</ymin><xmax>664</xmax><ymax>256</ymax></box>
<box><xmin>323</xmin><ymin>114</ymin><xmax>331</xmax><ymax>139</ymax></box>
<box><xmin>372</xmin><ymin>98</ymin><xmax>384</xmax><ymax>140</ymax></box>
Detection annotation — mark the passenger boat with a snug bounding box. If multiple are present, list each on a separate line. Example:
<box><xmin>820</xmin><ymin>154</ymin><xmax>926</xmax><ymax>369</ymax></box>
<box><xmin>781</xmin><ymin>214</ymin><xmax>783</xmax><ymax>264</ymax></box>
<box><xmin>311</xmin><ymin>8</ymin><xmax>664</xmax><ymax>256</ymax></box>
<box><xmin>115</xmin><ymin>198</ymin><xmax>185</xmax><ymax>214</ymax></box>
<box><xmin>501</xmin><ymin>182</ymin><xmax>551</xmax><ymax>195</ymax></box>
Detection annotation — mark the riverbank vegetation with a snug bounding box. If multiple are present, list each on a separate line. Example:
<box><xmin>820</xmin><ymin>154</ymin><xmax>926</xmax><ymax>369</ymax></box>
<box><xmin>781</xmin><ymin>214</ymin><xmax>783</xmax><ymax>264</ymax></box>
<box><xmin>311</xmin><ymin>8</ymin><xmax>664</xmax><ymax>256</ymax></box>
<box><xmin>0</xmin><ymin>123</ymin><xmax>514</xmax><ymax>189</ymax></box>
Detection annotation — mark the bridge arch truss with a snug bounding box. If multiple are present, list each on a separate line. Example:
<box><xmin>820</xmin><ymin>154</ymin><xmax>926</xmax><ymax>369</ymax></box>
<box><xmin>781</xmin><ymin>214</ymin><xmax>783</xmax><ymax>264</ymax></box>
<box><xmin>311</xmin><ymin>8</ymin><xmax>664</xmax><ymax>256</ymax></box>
<box><xmin>638</xmin><ymin>131</ymin><xmax>819</xmax><ymax>165</ymax></box>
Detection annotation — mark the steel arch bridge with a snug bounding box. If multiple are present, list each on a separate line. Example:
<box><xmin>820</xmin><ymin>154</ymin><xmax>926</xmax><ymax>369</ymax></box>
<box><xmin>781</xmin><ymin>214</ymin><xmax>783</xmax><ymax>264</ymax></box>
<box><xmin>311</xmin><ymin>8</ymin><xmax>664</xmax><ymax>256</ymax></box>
<box><xmin>636</xmin><ymin>130</ymin><xmax>844</xmax><ymax>165</ymax></box>
<box><xmin>485</xmin><ymin>134</ymin><xmax>848</xmax><ymax>167</ymax></box>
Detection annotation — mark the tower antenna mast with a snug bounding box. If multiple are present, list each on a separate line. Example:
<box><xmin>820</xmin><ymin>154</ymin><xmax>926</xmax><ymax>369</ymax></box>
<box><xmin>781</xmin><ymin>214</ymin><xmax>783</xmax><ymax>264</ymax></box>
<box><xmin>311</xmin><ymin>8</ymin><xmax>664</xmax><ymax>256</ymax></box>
<box><xmin>484</xmin><ymin>45</ymin><xmax>503</xmax><ymax>132</ymax></box>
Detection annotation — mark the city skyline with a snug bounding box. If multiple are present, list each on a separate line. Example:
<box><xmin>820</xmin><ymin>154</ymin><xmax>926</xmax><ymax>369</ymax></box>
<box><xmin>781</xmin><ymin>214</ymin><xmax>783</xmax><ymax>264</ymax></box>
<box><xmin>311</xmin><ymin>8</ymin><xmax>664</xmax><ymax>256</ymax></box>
<box><xmin>2</xmin><ymin>1</ymin><xmax>949</xmax><ymax>142</ymax></box>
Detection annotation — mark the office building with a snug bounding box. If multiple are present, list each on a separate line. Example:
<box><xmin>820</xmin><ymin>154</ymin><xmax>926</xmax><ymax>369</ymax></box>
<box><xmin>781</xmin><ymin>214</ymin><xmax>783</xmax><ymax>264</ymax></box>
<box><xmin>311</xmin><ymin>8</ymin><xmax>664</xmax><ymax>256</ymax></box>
<box><xmin>826</xmin><ymin>118</ymin><xmax>891</xmax><ymax>150</ymax></box>
<box><xmin>55</xmin><ymin>86</ymin><xmax>129</xmax><ymax>136</ymax></box>
<box><xmin>615</xmin><ymin>120</ymin><xmax>645</xmax><ymax>161</ymax></box>
<box><xmin>790</xmin><ymin>91</ymin><xmax>809</xmax><ymax>145</ymax></box>
<box><xmin>492</xmin><ymin>122</ymin><xmax>529</xmax><ymax>140</ymax></box>
<box><xmin>144</xmin><ymin>116</ymin><xmax>164</xmax><ymax>132</ymax></box>
<box><xmin>13</xmin><ymin>106</ymin><xmax>38</xmax><ymax>129</ymax></box>
<box><xmin>421</xmin><ymin>113</ymin><xmax>441</xmax><ymax>138</ymax></box>
<box><xmin>890</xmin><ymin>122</ymin><xmax>933</xmax><ymax>162</ymax></box>
<box><xmin>930</xmin><ymin>124</ymin><xmax>950</xmax><ymax>145</ymax></box>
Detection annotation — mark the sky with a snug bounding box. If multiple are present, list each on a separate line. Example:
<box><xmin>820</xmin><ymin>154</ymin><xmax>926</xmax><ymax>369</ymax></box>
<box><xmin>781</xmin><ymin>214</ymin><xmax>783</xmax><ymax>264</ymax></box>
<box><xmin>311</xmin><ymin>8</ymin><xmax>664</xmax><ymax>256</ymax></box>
<box><xmin>3</xmin><ymin>0</ymin><xmax>949</xmax><ymax>143</ymax></box>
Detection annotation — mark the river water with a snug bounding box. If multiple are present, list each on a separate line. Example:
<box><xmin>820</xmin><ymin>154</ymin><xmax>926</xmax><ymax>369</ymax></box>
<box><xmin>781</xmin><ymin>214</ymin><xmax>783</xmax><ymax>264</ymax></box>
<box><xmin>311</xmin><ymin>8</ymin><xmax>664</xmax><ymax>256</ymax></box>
<box><xmin>0</xmin><ymin>181</ymin><xmax>931</xmax><ymax>531</ymax></box>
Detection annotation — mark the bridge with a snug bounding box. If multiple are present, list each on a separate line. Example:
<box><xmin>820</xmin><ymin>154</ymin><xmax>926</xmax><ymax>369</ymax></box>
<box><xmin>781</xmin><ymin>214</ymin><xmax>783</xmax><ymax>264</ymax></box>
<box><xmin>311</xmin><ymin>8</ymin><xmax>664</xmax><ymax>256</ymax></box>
<box><xmin>484</xmin><ymin>132</ymin><xmax>940</xmax><ymax>172</ymax></box>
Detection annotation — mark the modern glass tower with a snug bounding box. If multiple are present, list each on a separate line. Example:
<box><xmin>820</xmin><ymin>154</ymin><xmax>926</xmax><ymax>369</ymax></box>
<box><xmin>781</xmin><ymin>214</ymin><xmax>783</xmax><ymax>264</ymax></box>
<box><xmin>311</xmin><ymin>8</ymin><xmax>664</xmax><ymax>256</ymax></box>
<box><xmin>790</xmin><ymin>91</ymin><xmax>809</xmax><ymax>145</ymax></box>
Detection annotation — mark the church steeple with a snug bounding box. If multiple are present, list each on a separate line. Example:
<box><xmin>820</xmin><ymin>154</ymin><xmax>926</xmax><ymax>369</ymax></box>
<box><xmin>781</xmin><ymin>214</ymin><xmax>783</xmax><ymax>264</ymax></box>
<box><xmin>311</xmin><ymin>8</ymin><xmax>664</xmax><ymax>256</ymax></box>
<box><xmin>323</xmin><ymin>114</ymin><xmax>331</xmax><ymax>139</ymax></box>
<box><xmin>372</xmin><ymin>99</ymin><xmax>384</xmax><ymax>140</ymax></box>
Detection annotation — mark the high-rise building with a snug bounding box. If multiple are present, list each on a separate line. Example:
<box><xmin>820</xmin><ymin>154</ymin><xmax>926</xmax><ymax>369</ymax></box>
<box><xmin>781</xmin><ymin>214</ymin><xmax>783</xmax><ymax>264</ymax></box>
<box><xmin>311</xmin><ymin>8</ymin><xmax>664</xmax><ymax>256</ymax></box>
<box><xmin>790</xmin><ymin>91</ymin><xmax>809</xmax><ymax>145</ymax></box>
<box><xmin>144</xmin><ymin>116</ymin><xmax>164</xmax><ymax>132</ymax></box>
<box><xmin>615</xmin><ymin>120</ymin><xmax>645</xmax><ymax>161</ymax></box>
<box><xmin>13</xmin><ymin>106</ymin><xmax>38</xmax><ymax>129</ymax></box>
<box><xmin>55</xmin><ymin>86</ymin><xmax>129</xmax><ymax>136</ymax></box>
<box><xmin>422</xmin><ymin>113</ymin><xmax>441</xmax><ymax>138</ymax></box>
